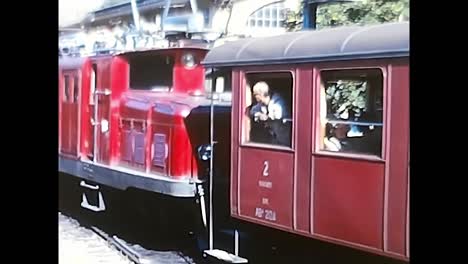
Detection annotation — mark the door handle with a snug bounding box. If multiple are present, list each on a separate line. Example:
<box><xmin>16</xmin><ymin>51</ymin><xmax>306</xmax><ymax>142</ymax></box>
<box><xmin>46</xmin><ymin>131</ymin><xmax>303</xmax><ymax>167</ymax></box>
<box><xmin>95</xmin><ymin>89</ymin><xmax>111</xmax><ymax>96</ymax></box>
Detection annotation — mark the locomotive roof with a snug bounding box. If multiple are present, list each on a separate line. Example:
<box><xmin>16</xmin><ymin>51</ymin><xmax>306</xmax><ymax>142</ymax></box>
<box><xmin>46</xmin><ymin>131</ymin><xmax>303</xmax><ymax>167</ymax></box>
<box><xmin>115</xmin><ymin>46</ymin><xmax>210</xmax><ymax>56</ymax></box>
<box><xmin>59</xmin><ymin>45</ymin><xmax>209</xmax><ymax>60</ymax></box>
<box><xmin>202</xmin><ymin>22</ymin><xmax>409</xmax><ymax>67</ymax></box>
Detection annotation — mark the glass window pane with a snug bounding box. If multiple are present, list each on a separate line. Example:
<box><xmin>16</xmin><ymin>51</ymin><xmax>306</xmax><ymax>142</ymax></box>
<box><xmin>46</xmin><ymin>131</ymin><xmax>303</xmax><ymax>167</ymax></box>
<box><xmin>320</xmin><ymin>69</ymin><xmax>384</xmax><ymax>157</ymax></box>
<box><xmin>265</xmin><ymin>7</ymin><xmax>271</xmax><ymax>19</ymax></box>
<box><xmin>256</xmin><ymin>9</ymin><xmax>262</xmax><ymax>19</ymax></box>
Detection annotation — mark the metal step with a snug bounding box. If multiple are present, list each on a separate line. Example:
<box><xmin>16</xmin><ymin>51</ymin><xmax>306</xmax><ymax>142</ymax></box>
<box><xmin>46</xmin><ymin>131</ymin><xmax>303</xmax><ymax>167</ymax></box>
<box><xmin>203</xmin><ymin>249</ymin><xmax>248</xmax><ymax>263</ymax></box>
<box><xmin>80</xmin><ymin>181</ymin><xmax>106</xmax><ymax>212</ymax></box>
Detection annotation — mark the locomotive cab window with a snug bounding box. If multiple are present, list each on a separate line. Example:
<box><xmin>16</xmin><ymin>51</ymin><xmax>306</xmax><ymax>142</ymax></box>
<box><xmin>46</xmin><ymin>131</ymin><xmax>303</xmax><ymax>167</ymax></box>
<box><xmin>127</xmin><ymin>53</ymin><xmax>174</xmax><ymax>91</ymax></box>
<box><xmin>319</xmin><ymin>68</ymin><xmax>384</xmax><ymax>157</ymax></box>
<box><xmin>243</xmin><ymin>72</ymin><xmax>293</xmax><ymax>148</ymax></box>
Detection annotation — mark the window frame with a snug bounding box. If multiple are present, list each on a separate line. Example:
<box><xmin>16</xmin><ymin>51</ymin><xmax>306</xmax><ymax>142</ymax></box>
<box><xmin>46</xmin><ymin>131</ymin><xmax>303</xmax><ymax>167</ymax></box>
<box><xmin>239</xmin><ymin>68</ymin><xmax>296</xmax><ymax>152</ymax></box>
<box><xmin>314</xmin><ymin>65</ymin><xmax>388</xmax><ymax>162</ymax></box>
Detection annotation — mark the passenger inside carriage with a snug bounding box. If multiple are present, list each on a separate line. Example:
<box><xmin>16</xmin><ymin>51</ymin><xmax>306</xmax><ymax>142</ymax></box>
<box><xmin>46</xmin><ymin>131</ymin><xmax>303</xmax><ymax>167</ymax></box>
<box><xmin>248</xmin><ymin>80</ymin><xmax>292</xmax><ymax>147</ymax></box>
<box><xmin>324</xmin><ymin>122</ymin><xmax>353</xmax><ymax>152</ymax></box>
<box><xmin>323</xmin><ymin>122</ymin><xmax>382</xmax><ymax>156</ymax></box>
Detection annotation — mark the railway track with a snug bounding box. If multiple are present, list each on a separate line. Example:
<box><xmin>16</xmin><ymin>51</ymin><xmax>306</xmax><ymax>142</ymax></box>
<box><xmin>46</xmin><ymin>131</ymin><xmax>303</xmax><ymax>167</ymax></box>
<box><xmin>59</xmin><ymin>211</ymin><xmax>199</xmax><ymax>264</ymax></box>
<box><xmin>89</xmin><ymin>225</ymin><xmax>196</xmax><ymax>264</ymax></box>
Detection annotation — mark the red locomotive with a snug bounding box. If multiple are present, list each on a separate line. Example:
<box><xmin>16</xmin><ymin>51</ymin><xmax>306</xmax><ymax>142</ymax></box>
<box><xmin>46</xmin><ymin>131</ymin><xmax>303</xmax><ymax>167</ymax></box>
<box><xmin>59</xmin><ymin>43</ymin><xmax>215</xmax><ymax>194</ymax></box>
<box><xmin>59</xmin><ymin>20</ymin><xmax>409</xmax><ymax>263</ymax></box>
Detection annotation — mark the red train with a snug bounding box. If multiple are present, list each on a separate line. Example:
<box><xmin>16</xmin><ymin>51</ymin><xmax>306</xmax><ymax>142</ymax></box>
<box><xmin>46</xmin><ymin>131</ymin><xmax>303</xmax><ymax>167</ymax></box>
<box><xmin>59</xmin><ymin>21</ymin><xmax>409</xmax><ymax>263</ymax></box>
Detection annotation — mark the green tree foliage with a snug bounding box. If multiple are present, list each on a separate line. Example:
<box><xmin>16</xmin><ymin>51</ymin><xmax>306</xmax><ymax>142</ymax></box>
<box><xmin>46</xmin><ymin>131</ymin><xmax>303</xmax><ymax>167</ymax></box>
<box><xmin>285</xmin><ymin>0</ymin><xmax>409</xmax><ymax>31</ymax></box>
<box><xmin>326</xmin><ymin>80</ymin><xmax>368</xmax><ymax>119</ymax></box>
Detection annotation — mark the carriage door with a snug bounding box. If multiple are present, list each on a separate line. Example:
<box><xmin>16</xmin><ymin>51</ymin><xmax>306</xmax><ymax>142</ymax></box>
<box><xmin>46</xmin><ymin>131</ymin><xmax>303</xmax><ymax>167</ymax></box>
<box><xmin>60</xmin><ymin>70</ymin><xmax>81</xmax><ymax>157</ymax></box>
<box><xmin>89</xmin><ymin>61</ymin><xmax>112</xmax><ymax>164</ymax></box>
<box><xmin>235</xmin><ymin>71</ymin><xmax>295</xmax><ymax>230</ymax></box>
<box><xmin>312</xmin><ymin>68</ymin><xmax>386</xmax><ymax>250</ymax></box>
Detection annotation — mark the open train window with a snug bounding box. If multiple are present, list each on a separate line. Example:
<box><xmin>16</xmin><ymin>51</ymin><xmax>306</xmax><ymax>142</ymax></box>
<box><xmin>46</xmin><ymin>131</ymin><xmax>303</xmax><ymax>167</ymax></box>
<box><xmin>127</xmin><ymin>53</ymin><xmax>174</xmax><ymax>91</ymax></box>
<box><xmin>318</xmin><ymin>68</ymin><xmax>384</xmax><ymax>157</ymax></box>
<box><xmin>243</xmin><ymin>71</ymin><xmax>293</xmax><ymax>148</ymax></box>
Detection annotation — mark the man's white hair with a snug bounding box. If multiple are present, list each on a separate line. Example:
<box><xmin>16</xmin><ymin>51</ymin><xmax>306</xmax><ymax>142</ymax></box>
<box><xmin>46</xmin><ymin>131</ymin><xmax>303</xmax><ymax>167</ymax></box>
<box><xmin>252</xmin><ymin>81</ymin><xmax>269</xmax><ymax>95</ymax></box>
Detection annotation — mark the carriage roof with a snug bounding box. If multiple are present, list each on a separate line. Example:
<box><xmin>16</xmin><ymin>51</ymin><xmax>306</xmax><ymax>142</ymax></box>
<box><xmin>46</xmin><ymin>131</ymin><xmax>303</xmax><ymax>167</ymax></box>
<box><xmin>202</xmin><ymin>22</ymin><xmax>409</xmax><ymax>67</ymax></box>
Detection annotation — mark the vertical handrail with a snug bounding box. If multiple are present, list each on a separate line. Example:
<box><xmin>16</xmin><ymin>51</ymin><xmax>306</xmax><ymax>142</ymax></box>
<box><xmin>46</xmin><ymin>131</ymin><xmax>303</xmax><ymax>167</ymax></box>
<box><xmin>209</xmin><ymin>68</ymin><xmax>215</xmax><ymax>251</ymax></box>
<box><xmin>93</xmin><ymin>90</ymin><xmax>99</xmax><ymax>162</ymax></box>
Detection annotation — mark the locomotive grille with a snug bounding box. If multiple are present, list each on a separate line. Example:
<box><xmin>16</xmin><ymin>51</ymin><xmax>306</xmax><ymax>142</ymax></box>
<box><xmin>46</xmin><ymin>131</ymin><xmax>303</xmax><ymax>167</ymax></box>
<box><xmin>153</xmin><ymin>134</ymin><xmax>167</xmax><ymax>168</ymax></box>
<box><xmin>134</xmin><ymin>133</ymin><xmax>145</xmax><ymax>165</ymax></box>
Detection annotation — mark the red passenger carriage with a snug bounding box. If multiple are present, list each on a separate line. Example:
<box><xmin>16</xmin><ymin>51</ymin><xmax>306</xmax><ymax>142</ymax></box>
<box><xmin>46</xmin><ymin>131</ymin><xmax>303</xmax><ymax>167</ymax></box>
<box><xmin>202</xmin><ymin>21</ymin><xmax>409</xmax><ymax>262</ymax></box>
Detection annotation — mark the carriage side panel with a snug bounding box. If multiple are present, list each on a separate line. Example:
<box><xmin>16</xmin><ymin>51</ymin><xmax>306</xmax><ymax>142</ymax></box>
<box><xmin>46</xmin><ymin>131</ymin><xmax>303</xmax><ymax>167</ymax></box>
<box><xmin>294</xmin><ymin>67</ymin><xmax>312</xmax><ymax>233</ymax></box>
<box><xmin>313</xmin><ymin>157</ymin><xmax>385</xmax><ymax>250</ymax></box>
<box><xmin>385</xmin><ymin>61</ymin><xmax>409</xmax><ymax>257</ymax></box>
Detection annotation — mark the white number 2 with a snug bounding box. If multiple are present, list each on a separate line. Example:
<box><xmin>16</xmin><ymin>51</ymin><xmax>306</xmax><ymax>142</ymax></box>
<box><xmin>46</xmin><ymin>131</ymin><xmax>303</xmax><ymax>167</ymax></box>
<box><xmin>263</xmin><ymin>161</ymin><xmax>269</xmax><ymax>177</ymax></box>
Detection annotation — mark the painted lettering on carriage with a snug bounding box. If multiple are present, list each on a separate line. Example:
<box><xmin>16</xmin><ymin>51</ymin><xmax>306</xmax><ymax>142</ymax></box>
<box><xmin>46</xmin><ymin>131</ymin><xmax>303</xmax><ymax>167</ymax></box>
<box><xmin>262</xmin><ymin>198</ymin><xmax>269</xmax><ymax>205</ymax></box>
<box><xmin>265</xmin><ymin>209</ymin><xmax>277</xmax><ymax>221</ymax></box>
<box><xmin>82</xmin><ymin>164</ymin><xmax>94</xmax><ymax>179</ymax></box>
<box><xmin>258</xmin><ymin>180</ymin><xmax>272</xmax><ymax>188</ymax></box>
<box><xmin>255</xmin><ymin>207</ymin><xmax>264</xmax><ymax>218</ymax></box>
<box><xmin>82</xmin><ymin>164</ymin><xmax>93</xmax><ymax>173</ymax></box>
<box><xmin>263</xmin><ymin>161</ymin><xmax>269</xmax><ymax>177</ymax></box>
<box><xmin>255</xmin><ymin>207</ymin><xmax>277</xmax><ymax>222</ymax></box>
